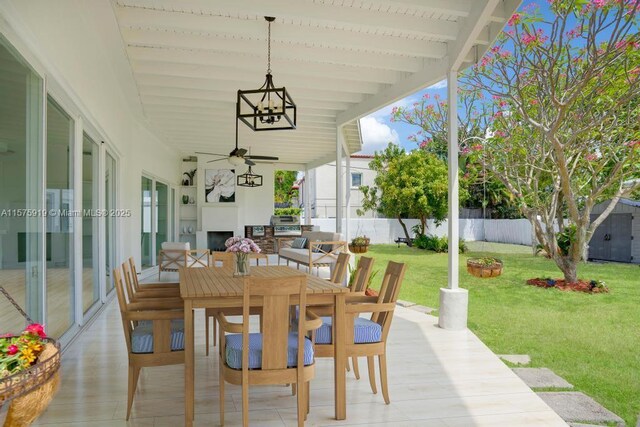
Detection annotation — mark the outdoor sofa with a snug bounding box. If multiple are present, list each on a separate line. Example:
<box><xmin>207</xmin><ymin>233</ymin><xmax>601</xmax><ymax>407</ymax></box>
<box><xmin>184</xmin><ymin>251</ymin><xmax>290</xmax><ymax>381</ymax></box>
<box><xmin>276</xmin><ymin>230</ymin><xmax>347</xmax><ymax>274</ymax></box>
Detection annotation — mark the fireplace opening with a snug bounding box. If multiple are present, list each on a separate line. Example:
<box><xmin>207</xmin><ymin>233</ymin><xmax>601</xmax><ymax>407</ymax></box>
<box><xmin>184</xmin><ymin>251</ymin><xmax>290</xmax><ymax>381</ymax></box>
<box><xmin>207</xmin><ymin>231</ymin><xmax>234</xmax><ymax>252</ymax></box>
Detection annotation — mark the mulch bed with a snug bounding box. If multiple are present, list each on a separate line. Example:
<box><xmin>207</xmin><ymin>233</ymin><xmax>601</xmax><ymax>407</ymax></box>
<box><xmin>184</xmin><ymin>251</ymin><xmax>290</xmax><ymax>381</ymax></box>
<box><xmin>526</xmin><ymin>278</ymin><xmax>609</xmax><ymax>294</ymax></box>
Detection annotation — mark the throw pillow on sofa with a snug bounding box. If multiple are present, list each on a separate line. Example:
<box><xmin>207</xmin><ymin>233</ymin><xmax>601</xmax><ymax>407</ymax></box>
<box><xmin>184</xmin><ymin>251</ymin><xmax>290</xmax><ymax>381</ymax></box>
<box><xmin>291</xmin><ymin>237</ymin><xmax>307</xmax><ymax>249</ymax></box>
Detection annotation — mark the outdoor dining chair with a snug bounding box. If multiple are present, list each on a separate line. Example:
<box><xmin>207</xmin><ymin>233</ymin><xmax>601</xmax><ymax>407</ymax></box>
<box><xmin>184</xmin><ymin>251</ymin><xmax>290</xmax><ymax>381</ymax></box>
<box><xmin>328</xmin><ymin>252</ymin><xmax>350</xmax><ymax>284</ymax></box>
<box><xmin>113</xmin><ymin>266</ymin><xmax>184</xmax><ymax>420</ymax></box>
<box><xmin>215</xmin><ymin>275</ymin><xmax>321</xmax><ymax>427</ymax></box>
<box><xmin>309</xmin><ymin>260</ymin><xmax>406</xmax><ymax>404</ymax></box>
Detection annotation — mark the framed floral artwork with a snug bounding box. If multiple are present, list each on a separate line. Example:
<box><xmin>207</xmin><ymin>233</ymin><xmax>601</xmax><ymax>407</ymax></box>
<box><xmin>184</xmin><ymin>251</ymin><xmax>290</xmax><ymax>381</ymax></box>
<box><xmin>204</xmin><ymin>169</ymin><xmax>235</xmax><ymax>203</ymax></box>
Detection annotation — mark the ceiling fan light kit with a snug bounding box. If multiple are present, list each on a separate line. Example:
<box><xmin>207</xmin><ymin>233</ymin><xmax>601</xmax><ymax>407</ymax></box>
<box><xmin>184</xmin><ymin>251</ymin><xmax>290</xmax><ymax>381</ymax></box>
<box><xmin>236</xmin><ymin>16</ymin><xmax>297</xmax><ymax>131</ymax></box>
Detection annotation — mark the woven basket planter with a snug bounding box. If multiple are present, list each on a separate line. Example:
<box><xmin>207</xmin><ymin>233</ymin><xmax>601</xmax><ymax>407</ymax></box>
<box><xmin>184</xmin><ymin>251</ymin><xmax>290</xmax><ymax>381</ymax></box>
<box><xmin>1</xmin><ymin>286</ymin><xmax>62</xmax><ymax>426</ymax></box>
<box><xmin>466</xmin><ymin>258</ymin><xmax>503</xmax><ymax>278</ymax></box>
<box><xmin>349</xmin><ymin>244</ymin><xmax>369</xmax><ymax>254</ymax></box>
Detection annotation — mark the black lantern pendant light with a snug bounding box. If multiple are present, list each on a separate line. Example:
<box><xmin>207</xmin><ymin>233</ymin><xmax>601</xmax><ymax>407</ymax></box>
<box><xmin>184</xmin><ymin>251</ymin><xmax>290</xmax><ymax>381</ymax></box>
<box><xmin>237</xmin><ymin>165</ymin><xmax>263</xmax><ymax>188</ymax></box>
<box><xmin>236</xmin><ymin>16</ymin><xmax>297</xmax><ymax>131</ymax></box>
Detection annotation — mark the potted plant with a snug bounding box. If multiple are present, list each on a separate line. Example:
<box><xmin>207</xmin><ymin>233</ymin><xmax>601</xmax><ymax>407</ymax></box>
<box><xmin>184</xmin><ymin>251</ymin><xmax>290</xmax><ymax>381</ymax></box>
<box><xmin>466</xmin><ymin>257</ymin><xmax>503</xmax><ymax>278</ymax></box>
<box><xmin>349</xmin><ymin>236</ymin><xmax>370</xmax><ymax>254</ymax></box>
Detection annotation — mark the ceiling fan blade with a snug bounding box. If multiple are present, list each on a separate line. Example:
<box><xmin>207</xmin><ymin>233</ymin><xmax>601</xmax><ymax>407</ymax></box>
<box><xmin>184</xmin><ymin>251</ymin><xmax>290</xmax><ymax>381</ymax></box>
<box><xmin>196</xmin><ymin>151</ymin><xmax>227</xmax><ymax>157</ymax></box>
<box><xmin>207</xmin><ymin>158</ymin><xmax>229</xmax><ymax>163</ymax></box>
<box><xmin>245</xmin><ymin>158</ymin><xmax>256</xmax><ymax>166</ymax></box>
<box><xmin>245</xmin><ymin>155</ymin><xmax>279</xmax><ymax>161</ymax></box>
<box><xmin>229</xmin><ymin>147</ymin><xmax>238</xmax><ymax>156</ymax></box>
<box><xmin>236</xmin><ymin>148</ymin><xmax>248</xmax><ymax>157</ymax></box>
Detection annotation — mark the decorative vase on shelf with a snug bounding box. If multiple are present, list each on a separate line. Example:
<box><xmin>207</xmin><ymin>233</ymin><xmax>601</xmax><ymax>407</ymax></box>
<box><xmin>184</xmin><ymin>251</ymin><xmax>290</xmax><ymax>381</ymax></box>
<box><xmin>233</xmin><ymin>252</ymin><xmax>250</xmax><ymax>277</ymax></box>
<box><xmin>189</xmin><ymin>196</ymin><xmax>195</xmax><ymax>204</ymax></box>
<box><xmin>188</xmin><ymin>226</ymin><xmax>194</xmax><ymax>234</ymax></box>
<box><xmin>182</xmin><ymin>195</ymin><xmax>189</xmax><ymax>204</ymax></box>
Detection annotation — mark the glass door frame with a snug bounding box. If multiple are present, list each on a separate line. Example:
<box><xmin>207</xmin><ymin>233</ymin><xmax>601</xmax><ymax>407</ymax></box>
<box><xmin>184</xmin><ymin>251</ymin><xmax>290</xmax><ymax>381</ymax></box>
<box><xmin>140</xmin><ymin>172</ymin><xmax>173</xmax><ymax>270</ymax></box>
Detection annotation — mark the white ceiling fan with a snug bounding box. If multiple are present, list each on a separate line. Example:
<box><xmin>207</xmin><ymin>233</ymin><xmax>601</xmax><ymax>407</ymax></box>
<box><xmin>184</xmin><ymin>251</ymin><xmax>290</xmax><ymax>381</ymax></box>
<box><xmin>196</xmin><ymin>119</ymin><xmax>279</xmax><ymax>166</ymax></box>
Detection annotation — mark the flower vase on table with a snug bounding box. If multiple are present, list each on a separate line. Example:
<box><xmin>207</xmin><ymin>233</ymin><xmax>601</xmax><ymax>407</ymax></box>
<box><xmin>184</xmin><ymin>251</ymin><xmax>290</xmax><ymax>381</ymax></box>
<box><xmin>233</xmin><ymin>253</ymin><xmax>250</xmax><ymax>276</ymax></box>
<box><xmin>224</xmin><ymin>237</ymin><xmax>262</xmax><ymax>277</ymax></box>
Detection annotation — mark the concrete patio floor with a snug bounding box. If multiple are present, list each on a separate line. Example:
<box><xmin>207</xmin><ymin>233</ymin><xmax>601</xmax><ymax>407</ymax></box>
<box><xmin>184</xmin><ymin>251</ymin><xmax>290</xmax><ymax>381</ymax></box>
<box><xmin>22</xmin><ymin>265</ymin><xmax>567</xmax><ymax>426</ymax></box>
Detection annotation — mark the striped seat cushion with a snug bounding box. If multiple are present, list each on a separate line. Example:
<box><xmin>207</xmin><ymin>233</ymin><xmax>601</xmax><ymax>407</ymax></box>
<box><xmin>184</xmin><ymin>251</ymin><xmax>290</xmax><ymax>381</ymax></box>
<box><xmin>131</xmin><ymin>319</ymin><xmax>185</xmax><ymax>353</ymax></box>
<box><xmin>315</xmin><ymin>317</ymin><xmax>382</xmax><ymax>345</ymax></box>
<box><xmin>225</xmin><ymin>332</ymin><xmax>314</xmax><ymax>370</ymax></box>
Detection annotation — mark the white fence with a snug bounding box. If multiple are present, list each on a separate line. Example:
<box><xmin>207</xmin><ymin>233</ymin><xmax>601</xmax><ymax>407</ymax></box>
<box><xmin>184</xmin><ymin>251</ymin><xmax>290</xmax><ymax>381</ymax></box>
<box><xmin>310</xmin><ymin>218</ymin><xmax>533</xmax><ymax>246</ymax></box>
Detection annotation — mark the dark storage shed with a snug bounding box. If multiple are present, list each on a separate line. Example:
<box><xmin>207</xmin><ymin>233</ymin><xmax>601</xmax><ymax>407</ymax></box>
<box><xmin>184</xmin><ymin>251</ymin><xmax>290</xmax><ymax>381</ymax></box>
<box><xmin>589</xmin><ymin>198</ymin><xmax>640</xmax><ymax>264</ymax></box>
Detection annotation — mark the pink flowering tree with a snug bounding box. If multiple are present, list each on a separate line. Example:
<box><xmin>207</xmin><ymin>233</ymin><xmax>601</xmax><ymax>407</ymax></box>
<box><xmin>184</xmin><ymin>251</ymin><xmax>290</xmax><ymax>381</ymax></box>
<box><xmin>462</xmin><ymin>0</ymin><xmax>640</xmax><ymax>282</ymax></box>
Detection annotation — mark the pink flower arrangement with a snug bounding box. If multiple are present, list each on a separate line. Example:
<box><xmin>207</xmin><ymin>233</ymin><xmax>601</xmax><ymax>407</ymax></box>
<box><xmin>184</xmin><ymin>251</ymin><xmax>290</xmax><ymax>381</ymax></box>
<box><xmin>225</xmin><ymin>237</ymin><xmax>261</xmax><ymax>254</ymax></box>
<box><xmin>1</xmin><ymin>323</ymin><xmax>48</xmax><ymax>378</ymax></box>
<box><xmin>508</xmin><ymin>13</ymin><xmax>521</xmax><ymax>26</ymax></box>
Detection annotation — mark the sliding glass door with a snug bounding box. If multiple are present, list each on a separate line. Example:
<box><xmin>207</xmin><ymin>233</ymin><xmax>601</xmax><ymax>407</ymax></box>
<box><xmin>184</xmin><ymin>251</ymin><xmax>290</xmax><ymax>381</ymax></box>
<box><xmin>0</xmin><ymin>36</ymin><xmax>44</xmax><ymax>331</ymax></box>
<box><xmin>141</xmin><ymin>176</ymin><xmax>152</xmax><ymax>268</ymax></box>
<box><xmin>105</xmin><ymin>152</ymin><xmax>116</xmax><ymax>292</ymax></box>
<box><xmin>82</xmin><ymin>133</ymin><xmax>100</xmax><ymax>313</ymax></box>
<box><xmin>45</xmin><ymin>96</ymin><xmax>75</xmax><ymax>339</ymax></box>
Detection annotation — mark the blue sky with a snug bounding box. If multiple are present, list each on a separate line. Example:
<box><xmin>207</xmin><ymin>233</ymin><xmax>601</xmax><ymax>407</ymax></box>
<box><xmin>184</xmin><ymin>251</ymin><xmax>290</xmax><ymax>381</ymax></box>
<box><xmin>357</xmin><ymin>0</ymin><xmax>547</xmax><ymax>154</ymax></box>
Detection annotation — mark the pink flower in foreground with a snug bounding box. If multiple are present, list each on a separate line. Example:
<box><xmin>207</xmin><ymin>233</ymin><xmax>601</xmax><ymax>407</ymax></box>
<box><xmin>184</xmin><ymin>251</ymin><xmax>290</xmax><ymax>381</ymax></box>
<box><xmin>585</xmin><ymin>153</ymin><xmax>598</xmax><ymax>161</ymax></box>
<box><xmin>25</xmin><ymin>323</ymin><xmax>46</xmax><ymax>338</ymax></box>
<box><xmin>592</xmin><ymin>0</ymin><xmax>607</xmax><ymax>8</ymax></box>
<box><xmin>508</xmin><ymin>13</ymin><xmax>521</xmax><ymax>26</ymax></box>
<box><xmin>7</xmin><ymin>344</ymin><xmax>18</xmax><ymax>355</ymax></box>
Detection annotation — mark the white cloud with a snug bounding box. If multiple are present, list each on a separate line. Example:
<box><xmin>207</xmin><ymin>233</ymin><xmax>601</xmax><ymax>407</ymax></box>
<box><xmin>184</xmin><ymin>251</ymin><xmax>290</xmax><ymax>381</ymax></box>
<box><xmin>369</xmin><ymin>97</ymin><xmax>416</xmax><ymax>119</ymax></box>
<box><xmin>429</xmin><ymin>79</ymin><xmax>447</xmax><ymax>89</ymax></box>
<box><xmin>358</xmin><ymin>116</ymin><xmax>399</xmax><ymax>154</ymax></box>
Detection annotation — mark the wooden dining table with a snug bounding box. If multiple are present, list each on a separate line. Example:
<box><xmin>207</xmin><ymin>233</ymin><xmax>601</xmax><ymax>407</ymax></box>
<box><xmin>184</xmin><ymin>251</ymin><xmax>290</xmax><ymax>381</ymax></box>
<box><xmin>180</xmin><ymin>265</ymin><xmax>350</xmax><ymax>427</ymax></box>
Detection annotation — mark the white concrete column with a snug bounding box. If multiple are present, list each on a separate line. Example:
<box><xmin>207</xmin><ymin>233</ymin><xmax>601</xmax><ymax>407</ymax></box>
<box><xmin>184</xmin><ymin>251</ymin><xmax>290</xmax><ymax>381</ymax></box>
<box><xmin>303</xmin><ymin>167</ymin><xmax>311</xmax><ymax>226</ymax></box>
<box><xmin>336</xmin><ymin>129</ymin><xmax>344</xmax><ymax>234</ymax></box>
<box><xmin>439</xmin><ymin>68</ymin><xmax>468</xmax><ymax>331</ymax></box>
<box><xmin>344</xmin><ymin>153</ymin><xmax>351</xmax><ymax>243</ymax></box>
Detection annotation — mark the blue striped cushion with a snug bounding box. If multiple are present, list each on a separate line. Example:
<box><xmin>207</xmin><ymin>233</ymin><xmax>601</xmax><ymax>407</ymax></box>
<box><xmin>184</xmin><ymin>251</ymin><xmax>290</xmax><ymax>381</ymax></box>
<box><xmin>225</xmin><ymin>332</ymin><xmax>314</xmax><ymax>370</ymax></box>
<box><xmin>131</xmin><ymin>319</ymin><xmax>185</xmax><ymax>353</ymax></box>
<box><xmin>315</xmin><ymin>317</ymin><xmax>382</xmax><ymax>345</ymax></box>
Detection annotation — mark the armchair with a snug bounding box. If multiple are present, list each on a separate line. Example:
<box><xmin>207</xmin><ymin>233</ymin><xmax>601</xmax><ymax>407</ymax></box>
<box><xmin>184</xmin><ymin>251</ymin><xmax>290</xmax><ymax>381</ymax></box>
<box><xmin>310</xmin><ymin>261</ymin><xmax>406</xmax><ymax>404</ymax></box>
<box><xmin>113</xmin><ymin>267</ymin><xmax>184</xmax><ymax>420</ymax></box>
<box><xmin>216</xmin><ymin>275</ymin><xmax>321</xmax><ymax>427</ymax></box>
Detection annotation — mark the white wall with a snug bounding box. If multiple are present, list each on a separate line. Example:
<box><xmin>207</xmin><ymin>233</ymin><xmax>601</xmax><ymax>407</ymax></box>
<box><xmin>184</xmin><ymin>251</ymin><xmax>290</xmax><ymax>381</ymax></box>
<box><xmin>311</xmin><ymin>218</ymin><xmax>534</xmax><ymax>246</ymax></box>
<box><xmin>2</xmin><ymin>0</ymin><xmax>181</xmax><ymax>267</ymax></box>
<box><xmin>195</xmin><ymin>160</ymin><xmax>275</xmax><ymax>247</ymax></box>
<box><xmin>312</xmin><ymin>156</ymin><xmax>377</xmax><ymax>218</ymax></box>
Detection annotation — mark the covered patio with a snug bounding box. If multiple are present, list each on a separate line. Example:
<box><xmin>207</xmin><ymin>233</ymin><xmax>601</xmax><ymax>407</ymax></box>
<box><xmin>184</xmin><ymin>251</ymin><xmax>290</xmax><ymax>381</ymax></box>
<box><xmin>1</xmin><ymin>0</ymin><xmax>567</xmax><ymax>425</ymax></box>
<box><xmin>32</xmin><ymin>274</ymin><xmax>565</xmax><ymax>426</ymax></box>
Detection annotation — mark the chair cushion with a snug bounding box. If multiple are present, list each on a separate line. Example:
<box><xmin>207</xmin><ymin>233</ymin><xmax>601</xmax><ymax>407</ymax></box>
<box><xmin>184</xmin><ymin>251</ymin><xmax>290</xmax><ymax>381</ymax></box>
<box><xmin>131</xmin><ymin>319</ymin><xmax>185</xmax><ymax>353</ymax></box>
<box><xmin>315</xmin><ymin>317</ymin><xmax>382</xmax><ymax>345</ymax></box>
<box><xmin>224</xmin><ymin>332</ymin><xmax>314</xmax><ymax>369</ymax></box>
<box><xmin>161</xmin><ymin>241</ymin><xmax>190</xmax><ymax>251</ymax></box>
<box><xmin>291</xmin><ymin>237</ymin><xmax>307</xmax><ymax>249</ymax></box>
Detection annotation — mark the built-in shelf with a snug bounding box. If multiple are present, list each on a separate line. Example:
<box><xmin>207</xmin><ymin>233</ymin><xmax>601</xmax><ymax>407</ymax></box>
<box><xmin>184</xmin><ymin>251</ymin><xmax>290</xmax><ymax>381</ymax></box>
<box><xmin>181</xmin><ymin>217</ymin><xmax>197</xmax><ymax>221</ymax></box>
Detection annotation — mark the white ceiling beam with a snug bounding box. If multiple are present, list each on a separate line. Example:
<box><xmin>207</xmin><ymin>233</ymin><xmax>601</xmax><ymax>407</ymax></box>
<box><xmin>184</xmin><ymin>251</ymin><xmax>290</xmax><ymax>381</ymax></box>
<box><xmin>336</xmin><ymin>59</ymin><xmax>449</xmax><ymax>125</ymax></box>
<box><xmin>139</xmin><ymin>94</ymin><xmax>348</xmax><ymax>112</ymax></box>
<box><xmin>137</xmin><ymin>81</ymin><xmax>365</xmax><ymax>104</ymax></box>
<box><xmin>448</xmin><ymin>0</ymin><xmax>500</xmax><ymax>71</ymax></box>
<box><xmin>117</xmin><ymin>0</ymin><xmax>459</xmax><ymax>39</ymax></box>
<box><xmin>121</xmin><ymin>29</ymin><xmax>426</xmax><ymax>72</ymax></box>
<box><xmin>144</xmin><ymin>109</ymin><xmax>336</xmax><ymax>124</ymax></box>
<box><xmin>127</xmin><ymin>46</ymin><xmax>403</xmax><ymax>84</ymax></box>
<box><xmin>131</xmin><ymin>63</ymin><xmax>383</xmax><ymax>94</ymax></box>
<box><xmin>115</xmin><ymin>6</ymin><xmax>447</xmax><ymax>58</ymax></box>
<box><xmin>142</xmin><ymin>104</ymin><xmax>337</xmax><ymax>121</ymax></box>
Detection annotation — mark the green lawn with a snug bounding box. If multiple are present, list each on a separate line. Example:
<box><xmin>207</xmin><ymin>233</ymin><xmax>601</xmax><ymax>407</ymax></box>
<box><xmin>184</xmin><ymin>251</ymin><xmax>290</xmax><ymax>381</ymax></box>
<box><xmin>365</xmin><ymin>242</ymin><xmax>640</xmax><ymax>426</ymax></box>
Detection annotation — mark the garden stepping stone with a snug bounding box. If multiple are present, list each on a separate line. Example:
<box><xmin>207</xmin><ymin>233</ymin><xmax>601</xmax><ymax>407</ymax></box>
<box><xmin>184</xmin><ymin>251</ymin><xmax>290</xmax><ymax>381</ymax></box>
<box><xmin>512</xmin><ymin>367</ymin><xmax>573</xmax><ymax>388</ymax></box>
<box><xmin>498</xmin><ymin>354</ymin><xmax>531</xmax><ymax>365</ymax></box>
<box><xmin>537</xmin><ymin>392</ymin><xmax>624</xmax><ymax>427</ymax></box>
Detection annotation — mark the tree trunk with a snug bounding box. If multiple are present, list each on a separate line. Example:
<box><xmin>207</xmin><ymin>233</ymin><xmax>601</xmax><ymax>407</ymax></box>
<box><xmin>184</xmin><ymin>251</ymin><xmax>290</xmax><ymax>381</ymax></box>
<box><xmin>397</xmin><ymin>217</ymin><xmax>412</xmax><ymax>247</ymax></box>
<box><xmin>554</xmin><ymin>255</ymin><xmax>578</xmax><ymax>283</ymax></box>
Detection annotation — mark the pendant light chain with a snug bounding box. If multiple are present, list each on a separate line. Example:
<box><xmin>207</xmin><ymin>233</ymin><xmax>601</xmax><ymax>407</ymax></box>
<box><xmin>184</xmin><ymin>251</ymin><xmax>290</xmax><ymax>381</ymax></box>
<box><xmin>267</xmin><ymin>19</ymin><xmax>272</xmax><ymax>74</ymax></box>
